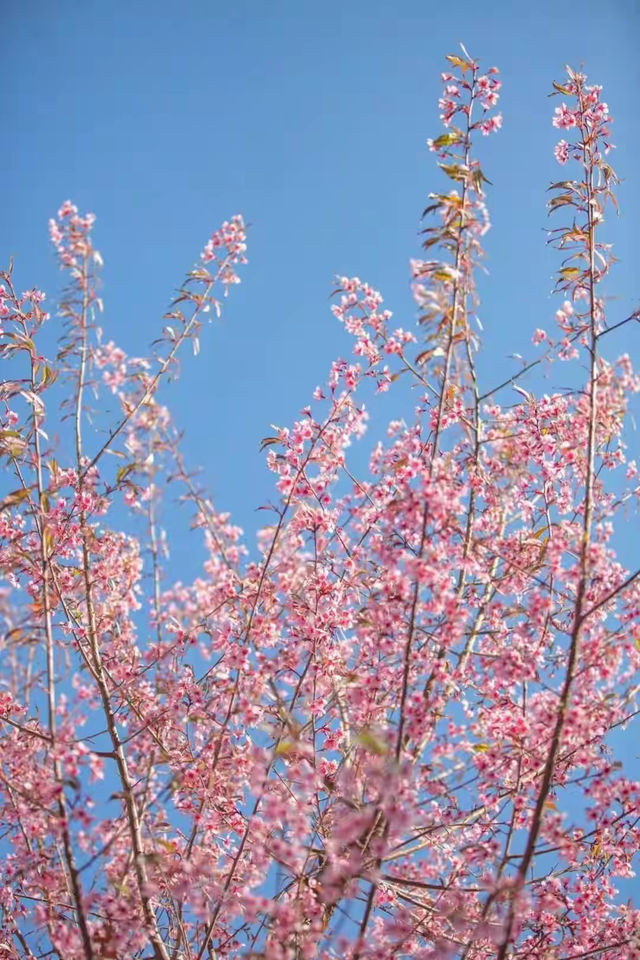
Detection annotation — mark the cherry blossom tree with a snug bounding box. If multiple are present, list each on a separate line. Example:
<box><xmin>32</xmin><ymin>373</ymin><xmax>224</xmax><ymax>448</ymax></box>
<box><xmin>1</xmin><ymin>48</ymin><xmax>639</xmax><ymax>960</ymax></box>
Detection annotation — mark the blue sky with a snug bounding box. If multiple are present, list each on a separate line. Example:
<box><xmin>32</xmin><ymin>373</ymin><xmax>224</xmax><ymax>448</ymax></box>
<box><xmin>2</xmin><ymin>0</ymin><xmax>639</xmax><ymax>577</ymax></box>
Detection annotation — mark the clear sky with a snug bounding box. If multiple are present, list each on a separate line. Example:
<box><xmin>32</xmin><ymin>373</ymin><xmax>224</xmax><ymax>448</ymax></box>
<box><xmin>2</xmin><ymin>0</ymin><xmax>639</xmax><ymax>579</ymax></box>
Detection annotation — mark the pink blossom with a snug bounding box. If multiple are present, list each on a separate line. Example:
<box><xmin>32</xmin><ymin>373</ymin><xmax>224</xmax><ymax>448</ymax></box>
<box><xmin>554</xmin><ymin>139</ymin><xmax>570</xmax><ymax>164</ymax></box>
<box><xmin>480</xmin><ymin>113</ymin><xmax>503</xmax><ymax>135</ymax></box>
<box><xmin>552</xmin><ymin>103</ymin><xmax>578</xmax><ymax>129</ymax></box>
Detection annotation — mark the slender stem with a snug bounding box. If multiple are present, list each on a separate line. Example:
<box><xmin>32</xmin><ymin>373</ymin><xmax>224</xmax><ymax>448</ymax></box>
<box><xmin>496</xmin><ymin>79</ymin><xmax>601</xmax><ymax>960</ymax></box>
<box><xmin>397</xmin><ymin>61</ymin><xmax>477</xmax><ymax>761</ymax></box>
<box><xmin>31</xmin><ymin>349</ymin><xmax>95</xmax><ymax>960</ymax></box>
<box><xmin>148</xmin><ymin>484</ymin><xmax>163</xmax><ymax>645</ymax></box>
<box><xmin>72</xmin><ymin>255</ymin><xmax>171</xmax><ymax>960</ymax></box>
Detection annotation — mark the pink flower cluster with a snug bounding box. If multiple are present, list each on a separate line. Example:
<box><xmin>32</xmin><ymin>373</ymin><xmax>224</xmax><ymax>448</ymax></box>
<box><xmin>477</xmin><ymin>68</ymin><xmax>501</xmax><ymax>108</ymax></box>
<box><xmin>552</xmin><ymin>71</ymin><xmax>614</xmax><ymax>164</ymax></box>
<box><xmin>479</xmin><ymin>113</ymin><xmax>503</xmax><ymax>136</ymax></box>
<box><xmin>200</xmin><ymin>214</ymin><xmax>248</xmax><ymax>290</ymax></box>
<box><xmin>436</xmin><ymin>65</ymin><xmax>502</xmax><ymax>137</ymax></box>
<box><xmin>49</xmin><ymin>200</ymin><xmax>98</xmax><ymax>270</ymax></box>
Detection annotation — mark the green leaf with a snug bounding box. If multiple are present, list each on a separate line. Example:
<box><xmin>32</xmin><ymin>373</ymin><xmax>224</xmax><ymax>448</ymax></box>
<box><xmin>438</xmin><ymin>163</ymin><xmax>469</xmax><ymax>182</ymax></box>
<box><xmin>0</xmin><ymin>487</ymin><xmax>32</xmax><ymax>512</ymax></box>
<box><xmin>39</xmin><ymin>365</ymin><xmax>58</xmax><ymax>390</ymax></box>
<box><xmin>530</xmin><ymin>527</ymin><xmax>549</xmax><ymax>542</ymax></box>
<box><xmin>116</xmin><ymin>463</ymin><xmax>136</xmax><ymax>485</ymax></box>
<box><xmin>430</xmin><ymin>132</ymin><xmax>463</xmax><ymax>150</ymax></box>
<box><xmin>559</xmin><ymin>266</ymin><xmax>581</xmax><ymax>279</ymax></box>
<box><xmin>357</xmin><ymin>728</ymin><xmax>388</xmax><ymax>756</ymax></box>
<box><xmin>446</xmin><ymin>54</ymin><xmax>472</xmax><ymax>72</ymax></box>
<box><xmin>259</xmin><ymin>436</ymin><xmax>281</xmax><ymax>452</ymax></box>
<box><xmin>548</xmin><ymin>194</ymin><xmax>575</xmax><ymax>211</ymax></box>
